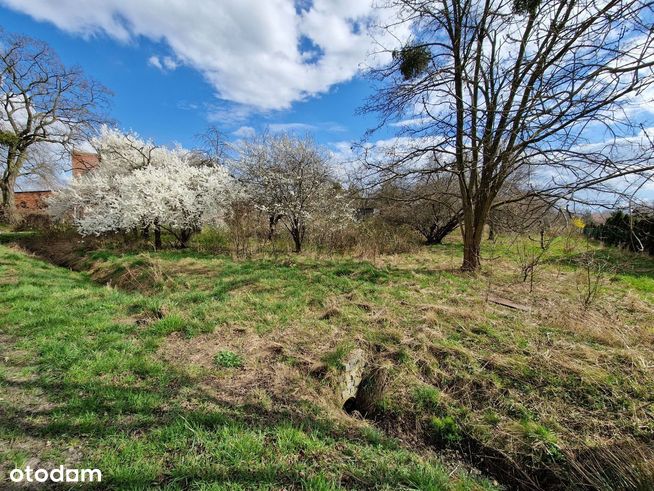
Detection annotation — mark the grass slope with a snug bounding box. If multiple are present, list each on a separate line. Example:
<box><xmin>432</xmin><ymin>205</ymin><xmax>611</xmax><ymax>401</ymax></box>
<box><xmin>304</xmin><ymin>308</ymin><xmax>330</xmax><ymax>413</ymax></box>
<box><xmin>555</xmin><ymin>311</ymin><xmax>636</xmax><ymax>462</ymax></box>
<box><xmin>2</xmin><ymin>229</ymin><xmax>654</xmax><ymax>489</ymax></box>
<box><xmin>0</xmin><ymin>243</ymin><xmax>493</xmax><ymax>490</ymax></box>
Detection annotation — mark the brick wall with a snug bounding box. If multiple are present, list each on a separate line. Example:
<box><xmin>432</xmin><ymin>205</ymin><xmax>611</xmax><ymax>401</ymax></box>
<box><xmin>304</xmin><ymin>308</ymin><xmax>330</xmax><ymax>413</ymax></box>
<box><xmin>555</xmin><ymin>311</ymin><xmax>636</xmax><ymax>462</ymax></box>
<box><xmin>14</xmin><ymin>191</ymin><xmax>52</xmax><ymax>213</ymax></box>
<box><xmin>13</xmin><ymin>151</ymin><xmax>99</xmax><ymax>214</ymax></box>
<box><xmin>72</xmin><ymin>150</ymin><xmax>100</xmax><ymax>177</ymax></box>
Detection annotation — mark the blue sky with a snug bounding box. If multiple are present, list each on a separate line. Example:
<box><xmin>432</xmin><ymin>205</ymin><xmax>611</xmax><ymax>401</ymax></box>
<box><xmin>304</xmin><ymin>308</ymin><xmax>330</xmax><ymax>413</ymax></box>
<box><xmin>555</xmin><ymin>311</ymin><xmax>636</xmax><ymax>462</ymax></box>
<box><xmin>2</xmin><ymin>0</ymin><xmax>653</xmax><ymax>201</ymax></box>
<box><xmin>0</xmin><ymin>3</ymin><xmax>390</xmax><ymax>151</ymax></box>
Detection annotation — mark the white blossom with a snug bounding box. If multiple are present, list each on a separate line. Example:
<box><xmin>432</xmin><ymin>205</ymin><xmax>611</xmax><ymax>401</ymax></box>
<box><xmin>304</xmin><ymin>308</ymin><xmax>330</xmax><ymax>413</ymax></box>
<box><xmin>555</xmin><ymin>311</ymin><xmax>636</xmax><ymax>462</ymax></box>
<box><xmin>235</xmin><ymin>133</ymin><xmax>352</xmax><ymax>252</ymax></box>
<box><xmin>48</xmin><ymin>128</ymin><xmax>237</xmax><ymax>246</ymax></box>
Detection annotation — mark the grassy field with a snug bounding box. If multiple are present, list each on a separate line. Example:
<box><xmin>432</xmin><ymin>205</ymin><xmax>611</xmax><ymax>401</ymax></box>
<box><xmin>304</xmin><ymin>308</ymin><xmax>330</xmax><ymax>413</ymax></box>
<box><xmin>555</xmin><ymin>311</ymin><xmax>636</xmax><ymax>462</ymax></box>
<box><xmin>1</xmin><ymin>229</ymin><xmax>653</xmax><ymax>489</ymax></box>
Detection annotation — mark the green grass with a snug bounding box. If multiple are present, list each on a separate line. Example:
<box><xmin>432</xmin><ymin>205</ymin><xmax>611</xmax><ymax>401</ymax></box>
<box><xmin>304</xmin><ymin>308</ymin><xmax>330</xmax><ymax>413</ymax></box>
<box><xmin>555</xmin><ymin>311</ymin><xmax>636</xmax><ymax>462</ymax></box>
<box><xmin>413</xmin><ymin>386</ymin><xmax>441</xmax><ymax>413</ymax></box>
<box><xmin>1</xmin><ymin>228</ymin><xmax>653</xmax><ymax>488</ymax></box>
<box><xmin>429</xmin><ymin>416</ymin><xmax>462</xmax><ymax>446</ymax></box>
<box><xmin>0</xmin><ymin>230</ymin><xmax>35</xmax><ymax>244</ymax></box>
<box><xmin>214</xmin><ymin>350</ymin><xmax>244</xmax><ymax>368</ymax></box>
<box><xmin>0</xmin><ymin>242</ymin><xmax>493</xmax><ymax>490</ymax></box>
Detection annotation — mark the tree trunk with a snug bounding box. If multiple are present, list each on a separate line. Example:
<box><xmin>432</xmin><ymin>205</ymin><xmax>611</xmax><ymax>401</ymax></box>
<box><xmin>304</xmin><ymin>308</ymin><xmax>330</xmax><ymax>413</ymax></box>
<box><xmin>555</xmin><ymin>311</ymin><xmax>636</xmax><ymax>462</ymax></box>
<box><xmin>291</xmin><ymin>230</ymin><xmax>302</xmax><ymax>253</ymax></box>
<box><xmin>424</xmin><ymin>216</ymin><xmax>460</xmax><ymax>245</ymax></box>
<box><xmin>462</xmin><ymin>233</ymin><xmax>482</xmax><ymax>271</ymax></box>
<box><xmin>0</xmin><ymin>170</ymin><xmax>19</xmax><ymax>225</ymax></box>
<box><xmin>423</xmin><ymin>224</ymin><xmax>440</xmax><ymax>245</ymax></box>
<box><xmin>288</xmin><ymin>217</ymin><xmax>304</xmax><ymax>253</ymax></box>
<box><xmin>488</xmin><ymin>220</ymin><xmax>495</xmax><ymax>241</ymax></box>
<box><xmin>461</xmin><ymin>207</ymin><xmax>487</xmax><ymax>272</ymax></box>
<box><xmin>154</xmin><ymin>223</ymin><xmax>162</xmax><ymax>250</ymax></box>
<box><xmin>142</xmin><ymin>224</ymin><xmax>150</xmax><ymax>240</ymax></box>
<box><xmin>267</xmin><ymin>214</ymin><xmax>279</xmax><ymax>241</ymax></box>
<box><xmin>178</xmin><ymin>229</ymin><xmax>193</xmax><ymax>249</ymax></box>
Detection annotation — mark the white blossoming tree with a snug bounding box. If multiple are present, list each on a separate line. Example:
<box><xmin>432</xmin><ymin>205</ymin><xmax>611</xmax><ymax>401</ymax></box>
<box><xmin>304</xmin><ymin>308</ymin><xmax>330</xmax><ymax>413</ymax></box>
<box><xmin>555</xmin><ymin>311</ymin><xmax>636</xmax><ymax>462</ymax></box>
<box><xmin>236</xmin><ymin>133</ymin><xmax>352</xmax><ymax>253</ymax></box>
<box><xmin>49</xmin><ymin>128</ymin><xmax>236</xmax><ymax>248</ymax></box>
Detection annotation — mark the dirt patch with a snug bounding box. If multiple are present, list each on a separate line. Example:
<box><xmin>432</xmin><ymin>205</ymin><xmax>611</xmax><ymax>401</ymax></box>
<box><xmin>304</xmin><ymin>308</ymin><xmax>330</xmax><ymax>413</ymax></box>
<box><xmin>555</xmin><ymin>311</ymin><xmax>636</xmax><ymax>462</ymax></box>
<box><xmin>16</xmin><ymin>232</ymin><xmax>91</xmax><ymax>270</ymax></box>
<box><xmin>157</xmin><ymin>329</ymin><xmax>340</xmax><ymax>414</ymax></box>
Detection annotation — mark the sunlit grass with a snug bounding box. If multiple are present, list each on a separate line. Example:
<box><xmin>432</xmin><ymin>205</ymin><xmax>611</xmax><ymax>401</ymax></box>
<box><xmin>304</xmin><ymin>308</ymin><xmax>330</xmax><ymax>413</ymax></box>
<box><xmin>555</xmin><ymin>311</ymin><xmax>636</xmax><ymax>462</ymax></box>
<box><xmin>0</xmin><ymin>242</ymin><xmax>495</xmax><ymax>489</ymax></box>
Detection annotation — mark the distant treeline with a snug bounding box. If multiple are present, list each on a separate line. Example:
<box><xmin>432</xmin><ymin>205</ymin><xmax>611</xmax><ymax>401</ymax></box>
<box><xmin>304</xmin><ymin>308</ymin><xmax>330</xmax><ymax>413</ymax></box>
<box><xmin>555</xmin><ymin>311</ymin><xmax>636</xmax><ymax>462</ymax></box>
<box><xmin>585</xmin><ymin>210</ymin><xmax>654</xmax><ymax>256</ymax></box>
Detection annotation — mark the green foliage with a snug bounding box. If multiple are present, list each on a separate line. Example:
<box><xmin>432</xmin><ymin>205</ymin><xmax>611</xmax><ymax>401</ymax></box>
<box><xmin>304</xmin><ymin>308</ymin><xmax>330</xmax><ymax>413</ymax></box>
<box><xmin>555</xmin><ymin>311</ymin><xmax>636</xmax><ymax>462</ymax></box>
<box><xmin>429</xmin><ymin>416</ymin><xmax>462</xmax><ymax>445</ymax></box>
<box><xmin>192</xmin><ymin>226</ymin><xmax>231</xmax><ymax>253</ymax></box>
<box><xmin>150</xmin><ymin>314</ymin><xmax>185</xmax><ymax>336</ymax></box>
<box><xmin>413</xmin><ymin>386</ymin><xmax>441</xmax><ymax>413</ymax></box>
<box><xmin>214</xmin><ymin>350</ymin><xmax>244</xmax><ymax>368</ymax></box>
<box><xmin>321</xmin><ymin>342</ymin><xmax>354</xmax><ymax>370</ymax></box>
<box><xmin>393</xmin><ymin>45</ymin><xmax>431</xmax><ymax>80</ymax></box>
<box><xmin>520</xmin><ymin>420</ymin><xmax>563</xmax><ymax>461</ymax></box>
<box><xmin>360</xmin><ymin>426</ymin><xmax>386</xmax><ymax>446</ymax></box>
<box><xmin>513</xmin><ymin>0</ymin><xmax>541</xmax><ymax>15</ymax></box>
<box><xmin>586</xmin><ymin>209</ymin><xmax>654</xmax><ymax>256</ymax></box>
<box><xmin>483</xmin><ymin>409</ymin><xmax>501</xmax><ymax>426</ymax></box>
<box><xmin>0</xmin><ymin>130</ymin><xmax>18</xmax><ymax>147</ymax></box>
<box><xmin>395</xmin><ymin>347</ymin><xmax>413</xmax><ymax>365</ymax></box>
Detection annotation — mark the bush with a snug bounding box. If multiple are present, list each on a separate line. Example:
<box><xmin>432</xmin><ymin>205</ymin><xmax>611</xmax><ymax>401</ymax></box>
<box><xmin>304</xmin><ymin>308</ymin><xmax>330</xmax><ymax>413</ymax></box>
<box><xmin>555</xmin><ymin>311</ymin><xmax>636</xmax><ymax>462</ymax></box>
<box><xmin>351</xmin><ymin>219</ymin><xmax>421</xmax><ymax>258</ymax></box>
<box><xmin>586</xmin><ymin>209</ymin><xmax>654</xmax><ymax>255</ymax></box>
<box><xmin>296</xmin><ymin>212</ymin><xmax>424</xmax><ymax>257</ymax></box>
<box><xmin>309</xmin><ymin>221</ymin><xmax>359</xmax><ymax>255</ymax></box>
<box><xmin>192</xmin><ymin>227</ymin><xmax>230</xmax><ymax>254</ymax></box>
<box><xmin>14</xmin><ymin>213</ymin><xmax>51</xmax><ymax>232</ymax></box>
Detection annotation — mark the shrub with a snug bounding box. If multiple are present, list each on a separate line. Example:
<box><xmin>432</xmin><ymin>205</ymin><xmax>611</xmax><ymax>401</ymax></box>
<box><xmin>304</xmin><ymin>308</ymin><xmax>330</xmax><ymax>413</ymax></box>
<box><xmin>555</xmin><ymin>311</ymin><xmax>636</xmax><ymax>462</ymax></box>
<box><xmin>586</xmin><ymin>209</ymin><xmax>654</xmax><ymax>255</ymax></box>
<box><xmin>353</xmin><ymin>219</ymin><xmax>421</xmax><ymax>258</ymax></box>
<box><xmin>193</xmin><ymin>227</ymin><xmax>230</xmax><ymax>254</ymax></box>
<box><xmin>574</xmin><ymin>250</ymin><xmax>613</xmax><ymax>309</ymax></box>
<box><xmin>14</xmin><ymin>213</ymin><xmax>52</xmax><ymax>232</ymax></box>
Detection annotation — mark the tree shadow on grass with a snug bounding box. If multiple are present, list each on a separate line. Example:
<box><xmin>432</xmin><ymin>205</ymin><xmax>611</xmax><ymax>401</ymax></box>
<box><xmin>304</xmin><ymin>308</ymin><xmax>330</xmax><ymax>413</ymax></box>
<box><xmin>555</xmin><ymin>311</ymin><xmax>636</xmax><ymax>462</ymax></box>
<box><xmin>0</xmin><ymin>357</ymin><xmax>467</xmax><ymax>490</ymax></box>
<box><xmin>0</xmin><ymin>231</ymin><xmax>35</xmax><ymax>245</ymax></box>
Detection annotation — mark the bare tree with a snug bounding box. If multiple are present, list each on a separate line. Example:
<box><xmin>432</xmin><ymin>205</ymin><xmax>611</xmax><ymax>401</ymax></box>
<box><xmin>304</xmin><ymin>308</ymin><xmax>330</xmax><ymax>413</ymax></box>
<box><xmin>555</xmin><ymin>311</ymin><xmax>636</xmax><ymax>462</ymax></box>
<box><xmin>0</xmin><ymin>30</ymin><xmax>110</xmax><ymax>224</ymax></box>
<box><xmin>195</xmin><ymin>125</ymin><xmax>232</xmax><ymax>166</ymax></box>
<box><xmin>363</xmin><ymin>0</ymin><xmax>654</xmax><ymax>271</ymax></box>
<box><xmin>375</xmin><ymin>175</ymin><xmax>461</xmax><ymax>244</ymax></box>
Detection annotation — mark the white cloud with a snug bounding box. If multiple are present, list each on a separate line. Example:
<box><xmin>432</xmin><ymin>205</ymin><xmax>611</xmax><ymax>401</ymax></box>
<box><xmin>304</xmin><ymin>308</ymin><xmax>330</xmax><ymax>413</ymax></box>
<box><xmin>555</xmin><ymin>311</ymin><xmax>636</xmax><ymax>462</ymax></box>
<box><xmin>390</xmin><ymin>117</ymin><xmax>432</xmax><ymax>128</ymax></box>
<box><xmin>1</xmin><ymin>0</ymin><xmax>407</xmax><ymax>111</ymax></box>
<box><xmin>148</xmin><ymin>55</ymin><xmax>178</xmax><ymax>71</ymax></box>
<box><xmin>206</xmin><ymin>103</ymin><xmax>258</xmax><ymax>125</ymax></box>
<box><xmin>162</xmin><ymin>56</ymin><xmax>178</xmax><ymax>71</ymax></box>
<box><xmin>232</xmin><ymin>126</ymin><xmax>256</xmax><ymax>138</ymax></box>
<box><xmin>177</xmin><ymin>100</ymin><xmax>199</xmax><ymax>111</ymax></box>
<box><xmin>147</xmin><ymin>55</ymin><xmax>163</xmax><ymax>70</ymax></box>
<box><xmin>321</xmin><ymin>122</ymin><xmax>347</xmax><ymax>133</ymax></box>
